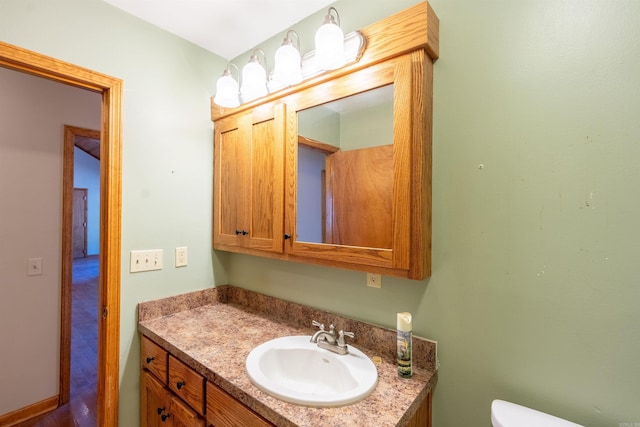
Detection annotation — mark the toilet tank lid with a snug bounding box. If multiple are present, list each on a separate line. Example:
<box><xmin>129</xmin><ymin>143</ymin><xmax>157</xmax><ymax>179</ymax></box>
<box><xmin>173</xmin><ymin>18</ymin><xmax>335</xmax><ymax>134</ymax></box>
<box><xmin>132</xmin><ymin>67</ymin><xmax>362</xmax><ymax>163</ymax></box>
<box><xmin>491</xmin><ymin>400</ymin><xmax>584</xmax><ymax>427</ymax></box>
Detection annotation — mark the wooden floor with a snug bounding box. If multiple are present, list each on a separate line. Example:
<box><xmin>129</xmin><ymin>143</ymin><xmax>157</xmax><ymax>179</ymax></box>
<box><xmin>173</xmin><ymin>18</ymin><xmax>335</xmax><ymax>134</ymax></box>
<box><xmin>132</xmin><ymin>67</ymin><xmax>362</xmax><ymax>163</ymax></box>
<box><xmin>17</xmin><ymin>256</ymin><xmax>98</xmax><ymax>427</ymax></box>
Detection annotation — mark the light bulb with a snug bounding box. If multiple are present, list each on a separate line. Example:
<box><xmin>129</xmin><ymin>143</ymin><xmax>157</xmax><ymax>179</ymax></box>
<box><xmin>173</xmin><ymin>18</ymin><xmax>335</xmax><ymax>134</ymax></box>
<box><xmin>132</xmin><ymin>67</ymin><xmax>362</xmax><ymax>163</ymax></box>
<box><xmin>241</xmin><ymin>60</ymin><xmax>267</xmax><ymax>102</ymax></box>
<box><xmin>315</xmin><ymin>18</ymin><xmax>345</xmax><ymax>70</ymax></box>
<box><xmin>213</xmin><ymin>72</ymin><xmax>239</xmax><ymax>108</ymax></box>
<box><xmin>273</xmin><ymin>32</ymin><xmax>302</xmax><ymax>86</ymax></box>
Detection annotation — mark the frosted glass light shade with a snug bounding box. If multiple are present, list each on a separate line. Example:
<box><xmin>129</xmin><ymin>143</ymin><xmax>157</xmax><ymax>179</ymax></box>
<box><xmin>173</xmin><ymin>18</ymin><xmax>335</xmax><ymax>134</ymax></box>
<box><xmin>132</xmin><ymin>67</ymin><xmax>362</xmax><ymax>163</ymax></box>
<box><xmin>273</xmin><ymin>43</ymin><xmax>302</xmax><ymax>86</ymax></box>
<box><xmin>315</xmin><ymin>22</ymin><xmax>345</xmax><ymax>70</ymax></box>
<box><xmin>214</xmin><ymin>73</ymin><xmax>239</xmax><ymax>108</ymax></box>
<box><xmin>241</xmin><ymin>61</ymin><xmax>268</xmax><ymax>102</ymax></box>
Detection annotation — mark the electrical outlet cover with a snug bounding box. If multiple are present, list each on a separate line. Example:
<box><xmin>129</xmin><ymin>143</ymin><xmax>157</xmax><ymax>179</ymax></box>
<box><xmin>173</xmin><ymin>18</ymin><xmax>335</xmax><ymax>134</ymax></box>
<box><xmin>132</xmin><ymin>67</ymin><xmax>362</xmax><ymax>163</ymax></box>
<box><xmin>175</xmin><ymin>246</ymin><xmax>188</xmax><ymax>267</ymax></box>
<box><xmin>367</xmin><ymin>273</ymin><xmax>381</xmax><ymax>288</ymax></box>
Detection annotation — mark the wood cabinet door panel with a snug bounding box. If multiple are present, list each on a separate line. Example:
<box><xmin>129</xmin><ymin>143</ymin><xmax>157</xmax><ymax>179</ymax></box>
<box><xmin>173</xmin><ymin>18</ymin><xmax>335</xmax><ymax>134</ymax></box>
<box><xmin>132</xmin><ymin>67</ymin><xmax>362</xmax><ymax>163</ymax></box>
<box><xmin>213</xmin><ymin>105</ymin><xmax>285</xmax><ymax>254</ymax></box>
<box><xmin>249</xmin><ymin>119</ymin><xmax>276</xmax><ymax>240</ymax></box>
<box><xmin>141</xmin><ymin>371</ymin><xmax>170</xmax><ymax>427</ymax></box>
<box><xmin>206</xmin><ymin>382</ymin><xmax>274</xmax><ymax>427</ymax></box>
<box><xmin>214</xmin><ymin>118</ymin><xmax>244</xmax><ymax>247</ymax></box>
<box><xmin>170</xmin><ymin>394</ymin><xmax>205</xmax><ymax>427</ymax></box>
<box><xmin>246</xmin><ymin>104</ymin><xmax>284</xmax><ymax>252</ymax></box>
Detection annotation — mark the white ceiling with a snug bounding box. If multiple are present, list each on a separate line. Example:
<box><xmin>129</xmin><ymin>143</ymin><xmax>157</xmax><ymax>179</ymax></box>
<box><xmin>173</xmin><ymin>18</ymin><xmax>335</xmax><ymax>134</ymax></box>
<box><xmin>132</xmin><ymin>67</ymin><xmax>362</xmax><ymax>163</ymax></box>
<box><xmin>104</xmin><ymin>0</ymin><xmax>336</xmax><ymax>60</ymax></box>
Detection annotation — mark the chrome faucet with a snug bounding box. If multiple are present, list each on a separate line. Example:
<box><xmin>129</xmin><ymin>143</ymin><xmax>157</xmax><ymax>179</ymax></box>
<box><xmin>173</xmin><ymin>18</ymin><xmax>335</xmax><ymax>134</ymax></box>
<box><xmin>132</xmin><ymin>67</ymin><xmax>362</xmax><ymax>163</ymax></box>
<box><xmin>310</xmin><ymin>320</ymin><xmax>355</xmax><ymax>355</ymax></box>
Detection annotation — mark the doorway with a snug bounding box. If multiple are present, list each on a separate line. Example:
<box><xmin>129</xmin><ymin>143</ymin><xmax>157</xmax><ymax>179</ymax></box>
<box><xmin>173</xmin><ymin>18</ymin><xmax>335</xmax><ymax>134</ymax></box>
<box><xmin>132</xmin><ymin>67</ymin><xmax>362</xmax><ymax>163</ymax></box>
<box><xmin>73</xmin><ymin>188</ymin><xmax>88</xmax><ymax>259</ymax></box>
<box><xmin>0</xmin><ymin>41</ymin><xmax>122</xmax><ymax>426</ymax></box>
<box><xmin>59</xmin><ymin>126</ymin><xmax>102</xmax><ymax>420</ymax></box>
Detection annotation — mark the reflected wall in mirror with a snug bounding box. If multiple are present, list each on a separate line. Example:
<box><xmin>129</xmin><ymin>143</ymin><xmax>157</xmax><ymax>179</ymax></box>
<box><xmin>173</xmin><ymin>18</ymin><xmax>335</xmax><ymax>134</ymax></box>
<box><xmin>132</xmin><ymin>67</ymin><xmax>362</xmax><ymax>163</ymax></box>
<box><xmin>297</xmin><ymin>84</ymin><xmax>394</xmax><ymax>248</ymax></box>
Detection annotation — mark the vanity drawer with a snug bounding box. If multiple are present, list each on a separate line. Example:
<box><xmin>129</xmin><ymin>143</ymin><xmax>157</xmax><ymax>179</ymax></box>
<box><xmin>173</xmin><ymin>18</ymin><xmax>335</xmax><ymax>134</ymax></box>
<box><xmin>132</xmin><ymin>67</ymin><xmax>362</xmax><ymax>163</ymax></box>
<box><xmin>168</xmin><ymin>355</ymin><xmax>206</xmax><ymax>416</ymax></box>
<box><xmin>206</xmin><ymin>381</ymin><xmax>274</xmax><ymax>427</ymax></box>
<box><xmin>141</xmin><ymin>335</ymin><xmax>168</xmax><ymax>383</ymax></box>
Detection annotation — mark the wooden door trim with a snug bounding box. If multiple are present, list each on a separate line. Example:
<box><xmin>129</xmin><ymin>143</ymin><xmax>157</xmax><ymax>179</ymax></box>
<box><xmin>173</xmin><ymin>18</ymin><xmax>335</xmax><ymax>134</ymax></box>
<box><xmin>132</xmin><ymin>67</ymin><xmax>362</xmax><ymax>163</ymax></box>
<box><xmin>0</xmin><ymin>41</ymin><xmax>122</xmax><ymax>426</ymax></box>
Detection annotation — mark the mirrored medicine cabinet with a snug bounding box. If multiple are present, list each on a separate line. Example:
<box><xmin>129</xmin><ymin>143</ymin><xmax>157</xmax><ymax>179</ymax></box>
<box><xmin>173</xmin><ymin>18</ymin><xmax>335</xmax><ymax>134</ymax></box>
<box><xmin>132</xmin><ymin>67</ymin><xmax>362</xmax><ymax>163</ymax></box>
<box><xmin>211</xmin><ymin>1</ymin><xmax>439</xmax><ymax>279</ymax></box>
<box><xmin>296</xmin><ymin>84</ymin><xmax>394</xmax><ymax>248</ymax></box>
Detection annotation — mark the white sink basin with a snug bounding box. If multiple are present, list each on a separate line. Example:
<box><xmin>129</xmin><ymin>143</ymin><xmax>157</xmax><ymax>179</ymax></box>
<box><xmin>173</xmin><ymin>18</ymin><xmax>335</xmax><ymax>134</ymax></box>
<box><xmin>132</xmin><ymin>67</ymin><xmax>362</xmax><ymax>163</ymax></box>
<box><xmin>245</xmin><ymin>335</ymin><xmax>378</xmax><ymax>407</ymax></box>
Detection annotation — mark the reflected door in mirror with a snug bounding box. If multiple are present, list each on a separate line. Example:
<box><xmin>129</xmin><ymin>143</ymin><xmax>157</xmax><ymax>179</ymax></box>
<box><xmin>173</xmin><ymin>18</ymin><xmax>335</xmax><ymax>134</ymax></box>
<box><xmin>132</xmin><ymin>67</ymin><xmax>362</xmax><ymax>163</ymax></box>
<box><xmin>325</xmin><ymin>144</ymin><xmax>393</xmax><ymax>248</ymax></box>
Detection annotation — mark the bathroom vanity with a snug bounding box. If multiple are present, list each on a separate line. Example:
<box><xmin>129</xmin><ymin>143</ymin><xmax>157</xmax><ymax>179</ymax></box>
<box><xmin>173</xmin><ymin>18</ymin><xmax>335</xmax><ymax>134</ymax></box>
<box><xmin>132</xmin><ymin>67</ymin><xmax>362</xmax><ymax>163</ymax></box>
<box><xmin>138</xmin><ymin>286</ymin><xmax>437</xmax><ymax>426</ymax></box>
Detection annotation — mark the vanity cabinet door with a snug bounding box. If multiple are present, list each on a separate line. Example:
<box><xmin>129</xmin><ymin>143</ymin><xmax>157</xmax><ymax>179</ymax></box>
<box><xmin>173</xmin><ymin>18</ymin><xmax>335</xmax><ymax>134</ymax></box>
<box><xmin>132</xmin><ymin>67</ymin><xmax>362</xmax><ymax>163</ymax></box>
<box><xmin>141</xmin><ymin>371</ymin><xmax>205</xmax><ymax>427</ymax></box>
<box><xmin>206</xmin><ymin>381</ymin><xmax>274</xmax><ymax>427</ymax></box>
<box><xmin>213</xmin><ymin>114</ymin><xmax>244</xmax><ymax>248</ymax></box>
<box><xmin>141</xmin><ymin>371</ymin><xmax>171</xmax><ymax>427</ymax></box>
<box><xmin>213</xmin><ymin>103</ymin><xmax>285</xmax><ymax>254</ymax></box>
<box><xmin>170</xmin><ymin>394</ymin><xmax>205</xmax><ymax>427</ymax></box>
<box><xmin>406</xmin><ymin>390</ymin><xmax>432</xmax><ymax>427</ymax></box>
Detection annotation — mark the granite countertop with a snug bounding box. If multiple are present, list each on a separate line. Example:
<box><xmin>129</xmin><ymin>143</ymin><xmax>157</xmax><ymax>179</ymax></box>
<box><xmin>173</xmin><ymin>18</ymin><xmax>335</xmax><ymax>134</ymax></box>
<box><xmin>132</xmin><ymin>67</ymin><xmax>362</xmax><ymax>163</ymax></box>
<box><xmin>138</xmin><ymin>285</ymin><xmax>437</xmax><ymax>427</ymax></box>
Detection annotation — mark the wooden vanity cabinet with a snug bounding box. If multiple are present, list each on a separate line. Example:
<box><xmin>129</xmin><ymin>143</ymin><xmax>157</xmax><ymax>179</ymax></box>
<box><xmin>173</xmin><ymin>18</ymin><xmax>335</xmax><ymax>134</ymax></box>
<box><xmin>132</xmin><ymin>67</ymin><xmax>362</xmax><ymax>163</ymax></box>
<box><xmin>141</xmin><ymin>333</ymin><xmax>433</xmax><ymax>426</ymax></box>
<box><xmin>140</xmin><ymin>336</ymin><xmax>205</xmax><ymax>426</ymax></box>
<box><xmin>141</xmin><ymin>335</ymin><xmax>271</xmax><ymax>427</ymax></box>
<box><xmin>213</xmin><ymin>103</ymin><xmax>286</xmax><ymax>254</ymax></box>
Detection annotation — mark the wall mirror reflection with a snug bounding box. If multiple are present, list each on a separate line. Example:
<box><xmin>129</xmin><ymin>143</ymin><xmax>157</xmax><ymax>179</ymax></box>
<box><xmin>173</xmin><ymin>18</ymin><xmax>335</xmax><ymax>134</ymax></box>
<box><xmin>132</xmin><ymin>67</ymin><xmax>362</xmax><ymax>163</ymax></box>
<box><xmin>296</xmin><ymin>84</ymin><xmax>394</xmax><ymax>248</ymax></box>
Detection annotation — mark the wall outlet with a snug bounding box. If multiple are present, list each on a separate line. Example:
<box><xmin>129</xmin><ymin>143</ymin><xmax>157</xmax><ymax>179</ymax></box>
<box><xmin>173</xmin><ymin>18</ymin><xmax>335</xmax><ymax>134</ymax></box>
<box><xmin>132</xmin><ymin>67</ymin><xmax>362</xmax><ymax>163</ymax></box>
<box><xmin>175</xmin><ymin>246</ymin><xmax>188</xmax><ymax>267</ymax></box>
<box><xmin>367</xmin><ymin>273</ymin><xmax>381</xmax><ymax>288</ymax></box>
<box><xmin>130</xmin><ymin>249</ymin><xmax>163</xmax><ymax>273</ymax></box>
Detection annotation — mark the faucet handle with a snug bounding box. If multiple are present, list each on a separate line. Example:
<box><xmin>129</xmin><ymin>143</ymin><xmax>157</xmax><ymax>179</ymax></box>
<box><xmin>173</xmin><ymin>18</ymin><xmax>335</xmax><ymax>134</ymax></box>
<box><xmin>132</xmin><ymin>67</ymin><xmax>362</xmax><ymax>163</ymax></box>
<box><xmin>337</xmin><ymin>330</ymin><xmax>355</xmax><ymax>348</ymax></box>
<box><xmin>312</xmin><ymin>320</ymin><xmax>325</xmax><ymax>331</ymax></box>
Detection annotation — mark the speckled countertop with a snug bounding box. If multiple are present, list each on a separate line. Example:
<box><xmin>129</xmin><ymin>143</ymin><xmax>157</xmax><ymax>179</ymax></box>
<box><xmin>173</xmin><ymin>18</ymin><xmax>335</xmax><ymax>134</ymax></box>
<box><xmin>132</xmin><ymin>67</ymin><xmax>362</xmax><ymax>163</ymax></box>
<box><xmin>138</xmin><ymin>285</ymin><xmax>437</xmax><ymax>427</ymax></box>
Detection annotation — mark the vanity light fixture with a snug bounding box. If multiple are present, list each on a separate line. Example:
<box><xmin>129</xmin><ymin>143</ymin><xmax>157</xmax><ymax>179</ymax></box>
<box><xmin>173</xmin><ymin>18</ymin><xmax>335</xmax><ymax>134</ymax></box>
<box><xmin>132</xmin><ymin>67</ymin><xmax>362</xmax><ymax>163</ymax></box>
<box><xmin>314</xmin><ymin>7</ymin><xmax>345</xmax><ymax>70</ymax></box>
<box><xmin>213</xmin><ymin>9</ymin><xmax>366</xmax><ymax>108</ymax></box>
<box><xmin>241</xmin><ymin>49</ymin><xmax>268</xmax><ymax>102</ymax></box>
<box><xmin>273</xmin><ymin>30</ymin><xmax>303</xmax><ymax>87</ymax></box>
<box><xmin>213</xmin><ymin>63</ymin><xmax>240</xmax><ymax>108</ymax></box>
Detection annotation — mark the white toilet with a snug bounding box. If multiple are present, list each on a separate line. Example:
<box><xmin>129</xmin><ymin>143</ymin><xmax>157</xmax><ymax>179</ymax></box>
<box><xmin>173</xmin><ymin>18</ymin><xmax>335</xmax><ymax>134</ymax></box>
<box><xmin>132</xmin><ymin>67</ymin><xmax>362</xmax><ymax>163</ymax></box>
<box><xmin>491</xmin><ymin>399</ymin><xmax>584</xmax><ymax>427</ymax></box>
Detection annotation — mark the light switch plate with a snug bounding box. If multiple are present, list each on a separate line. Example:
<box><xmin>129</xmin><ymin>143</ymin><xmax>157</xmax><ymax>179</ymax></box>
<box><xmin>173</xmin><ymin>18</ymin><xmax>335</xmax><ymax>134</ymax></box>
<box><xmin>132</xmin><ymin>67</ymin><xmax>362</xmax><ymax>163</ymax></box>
<box><xmin>130</xmin><ymin>249</ymin><xmax>163</xmax><ymax>273</ymax></box>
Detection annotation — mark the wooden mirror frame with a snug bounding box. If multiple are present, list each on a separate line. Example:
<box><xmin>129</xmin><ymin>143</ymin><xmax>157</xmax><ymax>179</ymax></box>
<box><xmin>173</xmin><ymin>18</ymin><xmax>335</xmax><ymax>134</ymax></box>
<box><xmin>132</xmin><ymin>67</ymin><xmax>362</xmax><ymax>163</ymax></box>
<box><xmin>284</xmin><ymin>54</ymin><xmax>417</xmax><ymax>273</ymax></box>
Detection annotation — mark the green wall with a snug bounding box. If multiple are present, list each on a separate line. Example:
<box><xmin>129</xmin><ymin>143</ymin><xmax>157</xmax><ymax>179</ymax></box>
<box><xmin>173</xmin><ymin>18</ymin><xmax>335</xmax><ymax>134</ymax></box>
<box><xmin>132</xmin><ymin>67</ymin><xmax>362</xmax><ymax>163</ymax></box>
<box><xmin>2</xmin><ymin>0</ymin><xmax>639</xmax><ymax>426</ymax></box>
<box><xmin>228</xmin><ymin>1</ymin><xmax>640</xmax><ymax>426</ymax></box>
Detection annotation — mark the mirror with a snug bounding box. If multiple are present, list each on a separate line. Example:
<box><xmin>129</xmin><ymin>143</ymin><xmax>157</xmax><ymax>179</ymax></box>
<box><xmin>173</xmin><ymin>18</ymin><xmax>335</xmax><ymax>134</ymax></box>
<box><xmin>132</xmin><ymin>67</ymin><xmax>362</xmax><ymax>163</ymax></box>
<box><xmin>296</xmin><ymin>84</ymin><xmax>394</xmax><ymax>248</ymax></box>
